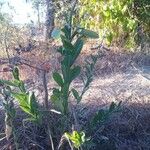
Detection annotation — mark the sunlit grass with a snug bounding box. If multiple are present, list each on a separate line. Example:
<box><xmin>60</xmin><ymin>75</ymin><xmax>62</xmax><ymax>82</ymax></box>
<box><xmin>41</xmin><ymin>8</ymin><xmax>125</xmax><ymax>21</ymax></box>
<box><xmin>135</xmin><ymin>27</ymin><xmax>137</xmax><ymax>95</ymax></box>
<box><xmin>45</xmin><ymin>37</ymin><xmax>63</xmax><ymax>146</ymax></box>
<box><xmin>0</xmin><ymin>49</ymin><xmax>14</xmax><ymax>58</ymax></box>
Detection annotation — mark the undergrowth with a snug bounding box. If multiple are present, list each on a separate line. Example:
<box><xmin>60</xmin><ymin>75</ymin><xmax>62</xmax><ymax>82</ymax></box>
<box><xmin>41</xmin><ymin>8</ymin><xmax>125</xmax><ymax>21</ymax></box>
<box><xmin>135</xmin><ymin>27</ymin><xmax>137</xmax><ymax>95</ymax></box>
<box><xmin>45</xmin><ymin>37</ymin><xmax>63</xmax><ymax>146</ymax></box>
<box><xmin>0</xmin><ymin>6</ymin><xmax>121</xmax><ymax>150</ymax></box>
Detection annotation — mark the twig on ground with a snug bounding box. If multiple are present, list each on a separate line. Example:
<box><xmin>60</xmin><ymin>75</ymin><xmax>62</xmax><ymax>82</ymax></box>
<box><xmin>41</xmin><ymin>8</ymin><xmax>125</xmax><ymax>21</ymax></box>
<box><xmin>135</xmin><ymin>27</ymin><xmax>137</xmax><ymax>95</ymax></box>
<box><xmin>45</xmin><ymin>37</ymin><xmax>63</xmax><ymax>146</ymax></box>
<box><xmin>47</xmin><ymin>124</ymin><xmax>55</xmax><ymax>150</ymax></box>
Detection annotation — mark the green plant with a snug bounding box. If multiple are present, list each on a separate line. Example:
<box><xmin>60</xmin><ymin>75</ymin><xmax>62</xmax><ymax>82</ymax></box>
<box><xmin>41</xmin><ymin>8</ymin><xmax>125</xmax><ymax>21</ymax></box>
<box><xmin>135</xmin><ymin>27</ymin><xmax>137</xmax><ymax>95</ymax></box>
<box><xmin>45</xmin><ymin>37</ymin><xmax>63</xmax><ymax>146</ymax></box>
<box><xmin>65</xmin><ymin>130</ymin><xmax>88</xmax><ymax>150</ymax></box>
<box><xmin>78</xmin><ymin>0</ymin><xmax>150</xmax><ymax>49</ymax></box>
<box><xmin>79</xmin><ymin>102</ymin><xmax>121</xmax><ymax>150</ymax></box>
<box><xmin>51</xmin><ymin>7</ymin><xmax>99</xmax><ymax>115</ymax></box>
<box><xmin>91</xmin><ymin>101</ymin><xmax>122</xmax><ymax>127</ymax></box>
<box><xmin>0</xmin><ymin>86</ymin><xmax>19</xmax><ymax>149</ymax></box>
<box><xmin>0</xmin><ymin>67</ymin><xmax>42</xmax><ymax>123</ymax></box>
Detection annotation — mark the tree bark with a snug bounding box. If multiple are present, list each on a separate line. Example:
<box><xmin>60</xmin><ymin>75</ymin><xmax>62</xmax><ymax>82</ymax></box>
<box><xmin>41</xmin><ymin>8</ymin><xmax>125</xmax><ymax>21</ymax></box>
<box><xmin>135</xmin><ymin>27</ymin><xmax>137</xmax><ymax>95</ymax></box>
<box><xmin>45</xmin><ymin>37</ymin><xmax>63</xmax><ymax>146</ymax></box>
<box><xmin>44</xmin><ymin>0</ymin><xmax>55</xmax><ymax>41</ymax></box>
<box><xmin>37</xmin><ymin>4</ymin><xmax>41</xmax><ymax>29</ymax></box>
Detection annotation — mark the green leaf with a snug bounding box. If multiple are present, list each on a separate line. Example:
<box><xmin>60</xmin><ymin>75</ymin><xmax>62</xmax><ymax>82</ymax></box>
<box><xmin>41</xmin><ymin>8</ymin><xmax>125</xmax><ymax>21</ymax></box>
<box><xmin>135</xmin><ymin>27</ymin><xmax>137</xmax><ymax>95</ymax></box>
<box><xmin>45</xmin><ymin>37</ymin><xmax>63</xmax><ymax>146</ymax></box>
<box><xmin>92</xmin><ymin>109</ymin><xmax>107</xmax><ymax>125</ymax></box>
<box><xmin>0</xmin><ymin>79</ymin><xmax>19</xmax><ymax>87</ymax></box>
<box><xmin>51</xmin><ymin>94</ymin><xmax>64</xmax><ymax>113</ymax></box>
<box><xmin>12</xmin><ymin>67</ymin><xmax>20</xmax><ymax>80</ymax></box>
<box><xmin>74</xmin><ymin>38</ymin><xmax>84</xmax><ymax>53</ymax></box>
<box><xmin>53</xmin><ymin>88</ymin><xmax>61</xmax><ymax>95</ymax></box>
<box><xmin>72</xmin><ymin>88</ymin><xmax>81</xmax><ymax>103</ymax></box>
<box><xmin>57</xmin><ymin>46</ymin><xmax>65</xmax><ymax>55</ymax></box>
<box><xmin>51</xmin><ymin>94</ymin><xmax>58</xmax><ymax>102</ymax></box>
<box><xmin>80</xmin><ymin>29</ymin><xmax>99</xmax><ymax>39</ymax></box>
<box><xmin>61</xmin><ymin>25</ymin><xmax>71</xmax><ymax>39</ymax></box>
<box><xmin>61</xmin><ymin>35</ymin><xmax>74</xmax><ymax>51</ymax></box>
<box><xmin>61</xmin><ymin>63</ymin><xmax>68</xmax><ymax>82</ymax></box>
<box><xmin>19</xmin><ymin>81</ymin><xmax>26</xmax><ymax>92</ymax></box>
<box><xmin>65</xmin><ymin>131</ymin><xmax>86</xmax><ymax>149</ymax></box>
<box><xmin>109</xmin><ymin>102</ymin><xmax>116</xmax><ymax>112</ymax></box>
<box><xmin>70</xmin><ymin>38</ymin><xmax>84</xmax><ymax>66</ymax></box>
<box><xmin>12</xmin><ymin>92</ymin><xmax>27</xmax><ymax>102</ymax></box>
<box><xmin>29</xmin><ymin>92</ymin><xmax>39</xmax><ymax>115</ymax></box>
<box><xmin>21</xmin><ymin>105</ymin><xmax>35</xmax><ymax>117</ymax></box>
<box><xmin>65</xmin><ymin>132</ymin><xmax>80</xmax><ymax>148</ymax></box>
<box><xmin>53</xmin><ymin>72</ymin><xmax>64</xmax><ymax>87</ymax></box>
<box><xmin>12</xmin><ymin>92</ymin><xmax>33</xmax><ymax>116</ymax></box>
<box><xmin>12</xmin><ymin>92</ymin><xmax>28</xmax><ymax>107</ymax></box>
<box><xmin>70</xmin><ymin>66</ymin><xmax>81</xmax><ymax>82</ymax></box>
<box><xmin>12</xmin><ymin>92</ymin><xmax>40</xmax><ymax>120</ymax></box>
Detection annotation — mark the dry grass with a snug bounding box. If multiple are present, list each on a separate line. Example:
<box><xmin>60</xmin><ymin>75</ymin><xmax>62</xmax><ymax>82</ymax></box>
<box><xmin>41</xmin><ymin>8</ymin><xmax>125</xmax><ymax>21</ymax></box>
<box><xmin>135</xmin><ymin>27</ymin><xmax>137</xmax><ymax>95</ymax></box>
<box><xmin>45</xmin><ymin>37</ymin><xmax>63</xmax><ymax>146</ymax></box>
<box><xmin>0</xmin><ymin>42</ymin><xmax>150</xmax><ymax>149</ymax></box>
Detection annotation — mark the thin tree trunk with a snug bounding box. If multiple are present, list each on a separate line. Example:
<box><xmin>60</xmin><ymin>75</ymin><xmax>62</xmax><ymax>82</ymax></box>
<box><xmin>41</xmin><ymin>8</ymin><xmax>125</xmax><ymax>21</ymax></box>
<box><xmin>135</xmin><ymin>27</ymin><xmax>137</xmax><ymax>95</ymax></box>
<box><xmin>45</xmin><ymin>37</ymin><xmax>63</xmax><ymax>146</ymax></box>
<box><xmin>37</xmin><ymin>5</ymin><xmax>41</xmax><ymax>29</ymax></box>
<box><xmin>44</xmin><ymin>0</ymin><xmax>55</xmax><ymax>41</ymax></box>
<box><xmin>42</xmin><ymin>70</ymin><xmax>49</xmax><ymax>109</ymax></box>
<box><xmin>4</xmin><ymin>27</ymin><xmax>11</xmax><ymax>64</ymax></box>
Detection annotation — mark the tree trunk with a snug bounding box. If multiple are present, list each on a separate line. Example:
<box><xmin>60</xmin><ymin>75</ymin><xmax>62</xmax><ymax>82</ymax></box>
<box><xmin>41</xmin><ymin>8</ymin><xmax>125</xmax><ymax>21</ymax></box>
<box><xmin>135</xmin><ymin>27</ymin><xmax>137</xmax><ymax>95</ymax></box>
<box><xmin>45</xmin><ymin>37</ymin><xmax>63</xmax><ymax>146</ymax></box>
<box><xmin>44</xmin><ymin>0</ymin><xmax>55</xmax><ymax>41</ymax></box>
<box><xmin>37</xmin><ymin>4</ymin><xmax>41</xmax><ymax>29</ymax></box>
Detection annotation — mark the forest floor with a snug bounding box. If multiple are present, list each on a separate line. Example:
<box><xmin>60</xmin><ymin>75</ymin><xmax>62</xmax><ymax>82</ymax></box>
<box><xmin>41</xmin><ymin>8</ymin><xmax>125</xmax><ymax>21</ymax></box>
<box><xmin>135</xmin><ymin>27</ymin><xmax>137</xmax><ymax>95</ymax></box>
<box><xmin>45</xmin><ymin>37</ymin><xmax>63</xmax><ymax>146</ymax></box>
<box><xmin>0</xmin><ymin>44</ymin><xmax>150</xmax><ymax>149</ymax></box>
<box><xmin>76</xmin><ymin>68</ymin><xmax>150</xmax><ymax>108</ymax></box>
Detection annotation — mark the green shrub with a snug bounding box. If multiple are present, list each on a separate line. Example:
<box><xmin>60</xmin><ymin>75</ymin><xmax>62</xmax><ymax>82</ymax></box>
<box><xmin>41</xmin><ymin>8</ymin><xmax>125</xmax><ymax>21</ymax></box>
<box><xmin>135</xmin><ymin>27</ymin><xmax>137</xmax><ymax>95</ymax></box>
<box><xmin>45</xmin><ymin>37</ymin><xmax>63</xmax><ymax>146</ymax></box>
<box><xmin>0</xmin><ymin>67</ymin><xmax>42</xmax><ymax>123</ymax></box>
<box><xmin>78</xmin><ymin>0</ymin><xmax>150</xmax><ymax>49</ymax></box>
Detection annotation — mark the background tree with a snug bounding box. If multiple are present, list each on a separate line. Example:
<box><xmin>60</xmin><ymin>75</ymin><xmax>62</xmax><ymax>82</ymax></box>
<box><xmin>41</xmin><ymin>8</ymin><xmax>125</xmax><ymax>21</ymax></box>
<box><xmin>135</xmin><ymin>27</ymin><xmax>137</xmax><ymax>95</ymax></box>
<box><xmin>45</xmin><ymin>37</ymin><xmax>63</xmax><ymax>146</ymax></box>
<box><xmin>44</xmin><ymin>0</ymin><xmax>55</xmax><ymax>40</ymax></box>
<box><xmin>27</xmin><ymin>0</ymin><xmax>55</xmax><ymax>40</ymax></box>
<box><xmin>31</xmin><ymin>0</ymin><xmax>42</xmax><ymax>28</ymax></box>
<box><xmin>78</xmin><ymin>0</ymin><xmax>150</xmax><ymax>50</ymax></box>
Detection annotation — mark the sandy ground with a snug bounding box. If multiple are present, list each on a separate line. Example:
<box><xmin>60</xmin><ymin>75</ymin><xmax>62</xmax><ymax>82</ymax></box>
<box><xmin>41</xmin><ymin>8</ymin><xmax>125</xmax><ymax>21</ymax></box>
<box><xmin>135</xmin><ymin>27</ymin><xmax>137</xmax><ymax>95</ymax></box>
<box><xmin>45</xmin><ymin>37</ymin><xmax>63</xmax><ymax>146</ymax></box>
<box><xmin>0</xmin><ymin>67</ymin><xmax>149</xmax><ymax>108</ymax></box>
<box><xmin>71</xmin><ymin>68</ymin><xmax>150</xmax><ymax>109</ymax></box>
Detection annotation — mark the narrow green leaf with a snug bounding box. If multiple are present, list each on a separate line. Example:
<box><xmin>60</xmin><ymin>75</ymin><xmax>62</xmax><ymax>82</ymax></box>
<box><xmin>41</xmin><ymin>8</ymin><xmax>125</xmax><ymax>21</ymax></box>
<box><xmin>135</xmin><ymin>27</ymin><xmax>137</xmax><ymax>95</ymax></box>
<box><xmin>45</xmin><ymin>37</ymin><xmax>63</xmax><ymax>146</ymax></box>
<box><xmin>20</xmin><ymin>105</ymin><xmax>34</xmax><ymax>117</ymax></box>
<box><xmin>0</xmin><ymin>79</ymin><xmax>19</xmax><ymax>87</ymax></box>
<box><xmin>70</xmin><ymin>66</ymin><xmax>81</xmax><ymax>82</ymax></box>
<box><xmin>12</xmin><ymin>92</ymin><xmax>38</xmax><ymax>118</ymax></box>
<box><xmin>29</xmin><ymin>92</ymin><xmax>39</xmax><ymax>114</ymax></box>
<box><xmin>51</xmin><ymin>94</ymin><xmax>64</xmax><ymax>113</ymax></box>
<box><xmin>19</xmin><ymin>81</ymin><xmax>26</xmax><ymax>93</ymax></box>
<box><xmin>65</xmin><ymin>131</ymin><xmax>86</xmax><ymax>149</ymax></box>
<box><xmin>57</xmin><ymin>46</ymin><xmax>65</xmax><ymax>55</ymax></box>
<box><xmin>53</xmin><ymin>88</ymin><xmax>61</xmax><ymax>95</ymax></box>
<box><xmin>61</xmin><ymin>25</ymin><xmax>71</xmax><ymax>39</ymax></box>
<box><xmin>109</xmin><ymin>102</ymin><xmax>116</xmax><ymax>112</ymax></box>
<box><xmin>92</xmin><ymin>109</ymin><xmax>107</xmax><ymax>125</ymax></box>
<box><xmin>12</xmin><ymin>67</ymin><xmax>20</xmax><ymax>80</ymax></box>
<box><xmin>70</xmin><ymin>39</ymin><xmax>84</xmax><ymax>66</ymax></box>
<box><xmin>61</xmin><ymin>35</ymin><xmax>74</xmax><ymax>50</ymax></box>
<box><xmin>12</xmin><ymin>92</ymin><xmax>29</xmax><ymax>108</ymax></box>
<box><xmin>53</xmin><ymin>72</ymin><xmax>64</xmax><ymax>87</ymax></box>
<box><xmin>72</xmin><ymin>88</ymin><xmax>81</xmax><ymax>103</ymax></box>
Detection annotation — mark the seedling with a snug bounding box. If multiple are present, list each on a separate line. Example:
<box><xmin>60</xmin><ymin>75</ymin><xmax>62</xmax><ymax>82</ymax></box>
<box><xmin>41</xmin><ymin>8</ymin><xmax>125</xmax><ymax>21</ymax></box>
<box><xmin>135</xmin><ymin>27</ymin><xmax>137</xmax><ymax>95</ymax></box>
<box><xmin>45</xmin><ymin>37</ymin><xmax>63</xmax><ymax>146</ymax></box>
<box><xmin>51</xmin><ymin>7</ymin><xmax>99</xmax><ymax>115</ymax></box>
<box><xmin>0</xmin><ymin>67</ymin><xmax>42</xmax><ymax>123</ymax></box>
<box><xmin>91</xmin><ymin>101</ymin><xmax>122</xmax><ymax>127</ymax></box>
<box><xmin>65</xmin><ymin>130</ymin><xmax>89</xmax><ymax>150</ymax></box>
<box><xmin>0</xmin><ymin>86</ymin><xmax>19</xmax><ymax>149</ymax></box>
